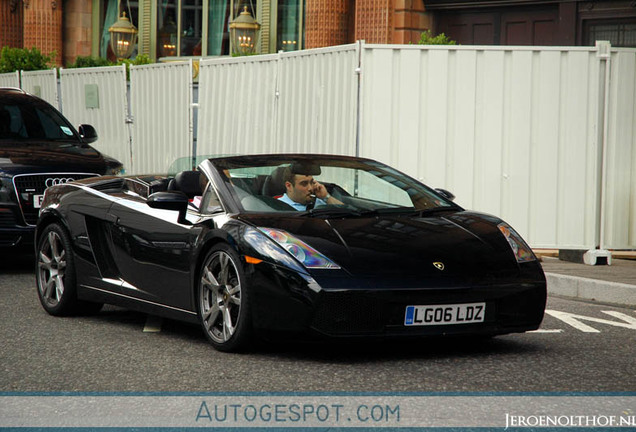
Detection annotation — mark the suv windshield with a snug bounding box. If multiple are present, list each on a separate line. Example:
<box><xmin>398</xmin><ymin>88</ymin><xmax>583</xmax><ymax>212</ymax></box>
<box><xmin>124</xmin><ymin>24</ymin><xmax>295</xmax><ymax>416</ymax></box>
<box><xmin>0</xmin><ymin>98</ymin><xmax>79</xmax><ymax>143</ymax></box>
<box><xmin>209</xmin><ymin>155</ymin><xmax>458</xmax><ymax>215</ymax></box>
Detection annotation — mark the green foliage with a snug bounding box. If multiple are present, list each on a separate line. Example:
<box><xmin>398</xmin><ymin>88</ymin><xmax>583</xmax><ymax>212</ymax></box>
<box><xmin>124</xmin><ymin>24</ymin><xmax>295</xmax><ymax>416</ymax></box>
<box><xmin>66</xmin><ymin>54</ymin><xmax>153</xmax><ymax>79</ymax></box>
<box><xmin>231</xmin><ymin>52</ymin><xmax>259</xmax><ymax>57</ymax></box>
<box><xmin>0</xmin><ymin>47</ymin><xmax>53</xmax><ymax>73</ymax></box>
<box><xmin>117</xmin><ymin>54</ymin><xmax>152</xmax><ymax>68</ymax></box>
<box><xmin>117</xmin><ymin>54</ymin><xmax>153</xmax><ymax>79</ymax></box>
<box><xmin>67</xmin><ymin>56</ymin><xmax>114</xmax><ymax>68</ymax></box>
<box><xmin>418</xmin><ymin>30</ymin><xmax>457</xmax><ymax>46</ymax></box>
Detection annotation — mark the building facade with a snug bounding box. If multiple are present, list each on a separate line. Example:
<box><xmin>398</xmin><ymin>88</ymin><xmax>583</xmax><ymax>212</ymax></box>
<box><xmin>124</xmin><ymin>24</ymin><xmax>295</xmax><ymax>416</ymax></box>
<box><xmin>1</xmin><ymin>0</ymin><xmax>635</xmax><ymax>67</ymax></box>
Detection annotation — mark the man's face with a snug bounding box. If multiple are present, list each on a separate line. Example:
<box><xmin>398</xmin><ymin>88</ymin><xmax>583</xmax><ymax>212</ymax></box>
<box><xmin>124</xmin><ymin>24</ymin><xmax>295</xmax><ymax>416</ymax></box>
<box><xmin>285</xmin><ymin>174</ymin><xmax>316</xmax><ymax>204</ymax></box>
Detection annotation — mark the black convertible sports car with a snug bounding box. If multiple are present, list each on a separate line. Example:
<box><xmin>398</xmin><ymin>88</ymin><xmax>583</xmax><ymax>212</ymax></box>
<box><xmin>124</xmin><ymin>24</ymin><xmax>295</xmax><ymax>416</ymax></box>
<box><xmin>35</xmin><ymin>154</ymin><xmax>546</xmax><ymax>351</ymax></box>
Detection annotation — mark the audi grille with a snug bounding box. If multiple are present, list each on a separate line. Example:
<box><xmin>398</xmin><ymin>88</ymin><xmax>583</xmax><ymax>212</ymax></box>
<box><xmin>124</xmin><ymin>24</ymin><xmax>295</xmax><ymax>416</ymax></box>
<box><xmin>12</xmin><ymin>173</ymin><xmax>97</xmax><ymax>225</ymax></box>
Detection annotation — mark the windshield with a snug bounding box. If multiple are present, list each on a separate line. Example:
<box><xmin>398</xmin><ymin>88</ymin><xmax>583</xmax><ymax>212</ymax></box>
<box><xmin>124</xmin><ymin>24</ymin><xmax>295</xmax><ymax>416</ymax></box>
<box><xmin>0</xmin><ymin>98</ymin><xmax>80</xmax><ymax>143</ymax></box>
<box><xmin>209</xmin><ymin>155</ymin><xmax>458</xmax><ymax>215</ymax></box>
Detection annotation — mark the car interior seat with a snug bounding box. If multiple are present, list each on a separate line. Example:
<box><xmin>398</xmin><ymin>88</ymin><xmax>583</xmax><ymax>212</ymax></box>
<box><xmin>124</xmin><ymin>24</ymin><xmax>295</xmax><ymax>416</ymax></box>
<box><xmin>168</xmin><ymin>171</ymin><xmax>203</xmax><ymax>198</ymax></box>
<box><xmin>261</xmin><ymin>166</ymin><xmax>287</xmax><ymax>198</ymax></box>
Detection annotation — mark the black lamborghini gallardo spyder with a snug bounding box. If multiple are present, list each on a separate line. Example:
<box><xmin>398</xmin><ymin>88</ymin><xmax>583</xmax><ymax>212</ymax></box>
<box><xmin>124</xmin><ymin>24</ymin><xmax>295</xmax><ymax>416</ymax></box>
<box><xmin>35</xmin><ymin>154</ymin><xmax>546</xmax><ymax>351</ymax></box>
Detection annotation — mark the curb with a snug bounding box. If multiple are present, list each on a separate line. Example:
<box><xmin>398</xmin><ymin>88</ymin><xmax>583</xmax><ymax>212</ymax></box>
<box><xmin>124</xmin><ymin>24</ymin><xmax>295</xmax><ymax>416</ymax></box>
<box><xmin>546</xmin><ymin>272</ymin><xmax>636</xmax><ymax>308</ymax></box>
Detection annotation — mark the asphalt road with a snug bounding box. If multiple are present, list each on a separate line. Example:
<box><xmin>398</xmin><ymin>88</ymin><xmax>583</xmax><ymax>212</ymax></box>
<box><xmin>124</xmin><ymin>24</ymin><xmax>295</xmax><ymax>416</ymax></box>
<box><xmin>1</xmin><ymin>253</ymin><xmax>635</xmax><ymax>393</ymax></box>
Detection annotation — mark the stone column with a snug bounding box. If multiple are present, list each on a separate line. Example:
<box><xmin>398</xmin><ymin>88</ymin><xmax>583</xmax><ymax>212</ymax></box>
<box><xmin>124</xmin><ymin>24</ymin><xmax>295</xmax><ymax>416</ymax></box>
<box><xmin>63</xmin><ymin>0</ymin><xmax>92</xmax><ymax>66</ymax></box>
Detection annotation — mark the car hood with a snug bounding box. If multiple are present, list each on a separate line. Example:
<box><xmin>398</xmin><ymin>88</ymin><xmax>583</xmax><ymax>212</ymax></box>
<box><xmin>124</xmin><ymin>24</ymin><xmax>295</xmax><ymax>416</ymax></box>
<box><xmin>0</xmin><ymin>141</ymin><xmax>113</xmax><ymax>175</ymax></box>
<box><xmin>240</xmin><ymin>212</ymin><xmax>521</xmax><ymax>287</ymax></box>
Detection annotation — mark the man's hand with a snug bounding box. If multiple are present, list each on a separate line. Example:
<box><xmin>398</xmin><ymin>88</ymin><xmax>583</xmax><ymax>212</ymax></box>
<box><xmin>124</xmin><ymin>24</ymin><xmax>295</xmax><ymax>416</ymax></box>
<box><xmin>312</xmin><ymin>181</ymin><xmax>329</xmax><ymax>200</ymax></box>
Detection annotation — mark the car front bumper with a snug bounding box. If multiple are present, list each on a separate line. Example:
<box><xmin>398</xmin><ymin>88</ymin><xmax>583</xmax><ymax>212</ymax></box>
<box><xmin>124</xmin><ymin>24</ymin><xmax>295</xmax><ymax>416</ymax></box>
<box><xmin>246</xmin><ymin>261</ymin><xmax>547</xmax><ymax>339</ymax></box>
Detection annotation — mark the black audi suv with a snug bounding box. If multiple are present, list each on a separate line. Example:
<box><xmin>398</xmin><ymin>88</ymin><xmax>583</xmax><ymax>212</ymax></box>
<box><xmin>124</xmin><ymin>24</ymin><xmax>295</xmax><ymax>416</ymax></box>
<box><xmin>0</xmin><ymin>87</ymin><xmax>123</xmax><ymax>251</ymax></box>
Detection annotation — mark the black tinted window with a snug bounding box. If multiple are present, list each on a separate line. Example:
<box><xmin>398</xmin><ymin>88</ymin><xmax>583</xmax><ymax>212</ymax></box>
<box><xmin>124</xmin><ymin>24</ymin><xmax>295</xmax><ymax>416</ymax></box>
<box><xmin>0</xmin><ymin>98</ymin><xmax>78</xmax><ymax>141</ymax></box>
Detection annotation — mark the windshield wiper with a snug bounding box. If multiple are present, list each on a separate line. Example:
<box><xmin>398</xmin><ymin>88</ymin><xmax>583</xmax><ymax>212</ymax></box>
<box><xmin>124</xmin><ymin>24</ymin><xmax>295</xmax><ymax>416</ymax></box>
<box><xmin>415</xmin><ymin>206</ymin><xmax>458</xmax><ymax>217</ymax></box>
<box><xmin>303</xmin><ymin>207</ymin><xmax>363</xmax><ymax>218</ymax></box>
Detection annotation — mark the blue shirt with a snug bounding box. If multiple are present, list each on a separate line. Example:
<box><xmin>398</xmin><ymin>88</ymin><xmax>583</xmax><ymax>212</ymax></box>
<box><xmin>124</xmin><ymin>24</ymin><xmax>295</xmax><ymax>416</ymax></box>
<box><xmin>278</xmin><ymin>193</ymin><xmax>326</xmax><ymax>211</ymax></box>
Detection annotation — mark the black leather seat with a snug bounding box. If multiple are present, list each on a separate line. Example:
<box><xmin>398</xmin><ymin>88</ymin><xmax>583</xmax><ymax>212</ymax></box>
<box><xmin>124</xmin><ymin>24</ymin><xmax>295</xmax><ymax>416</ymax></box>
<box><xmin>168</xmin><ymin>170</ymin><xmax>203</xmax><ymax>198</ymax></box>
<box><xmin>261</xmin><ymin>166</ymin><xmax>287</xmax><ymax>197</ymax></box>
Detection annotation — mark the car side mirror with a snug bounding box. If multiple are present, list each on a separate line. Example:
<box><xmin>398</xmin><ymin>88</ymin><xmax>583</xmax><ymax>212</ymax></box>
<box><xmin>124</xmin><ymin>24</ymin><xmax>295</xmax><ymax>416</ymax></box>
<box><xmin>78</xmin><ymin>124</ymin><xmax>98</xmax><ymax>144</ymax></box>
<box><xmin>435</xmin><ymin>188</ymin><xmax>456</xmax><ymax>201</ymax></box>
<box><xmin>147</xmin><ymin>191</ymin><xmax>191</xmax><ymax>225</ymax></box>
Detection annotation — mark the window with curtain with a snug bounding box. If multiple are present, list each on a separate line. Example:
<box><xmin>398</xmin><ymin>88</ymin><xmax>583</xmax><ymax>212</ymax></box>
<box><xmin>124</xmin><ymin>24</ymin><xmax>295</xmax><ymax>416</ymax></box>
<box><xmin>208</xmin><ymin>0</ymin><xmax>230</xmax><ymax>55</ymax></box>
<box><xmin>277</xmin><ymin>0</ymin><xmax>304</xmax><ymax>52</ymax></box>
<box><xmin>158</xmin><ymin>1</ymin><xmax>263</xmax><ymax>57</ymax></box>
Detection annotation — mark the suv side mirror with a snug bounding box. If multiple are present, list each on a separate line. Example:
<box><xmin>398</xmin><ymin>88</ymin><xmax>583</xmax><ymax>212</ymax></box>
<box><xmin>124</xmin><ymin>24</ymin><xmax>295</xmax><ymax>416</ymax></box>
<box><xmin>78</xmin><ymin>124</ymin><xmax>98</xmax><ymax>144</ymax></box>
<box><xmin>147</xmin><ymin>191</ymin><xmax>191</xmax><ymax>225</ymax></box>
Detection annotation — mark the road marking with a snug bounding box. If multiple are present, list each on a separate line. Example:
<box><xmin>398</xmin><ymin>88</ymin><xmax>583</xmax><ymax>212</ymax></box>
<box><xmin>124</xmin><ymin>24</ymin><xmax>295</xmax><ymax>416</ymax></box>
<box><xmin>528</xmin><ymin>329</ymin><xmax>563</xmax><ymax>333</ymax></box>
<box><xmin>545</xmin><ymin>310</ymin><xmax>636</xmax><ymax>333</ymax></box>
<box><xmin>143</xmin><ymin>315</ymin><xmax>163</xmax><ymax>332</ymax></box>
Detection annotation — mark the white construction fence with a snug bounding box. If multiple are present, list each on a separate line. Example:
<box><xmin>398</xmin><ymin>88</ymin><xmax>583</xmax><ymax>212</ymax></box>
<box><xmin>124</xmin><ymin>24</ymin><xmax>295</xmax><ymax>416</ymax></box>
<box><xmin>7</xmin><ymin>41</ymin><xmax>635</xmax><ymax>251</ymax></box>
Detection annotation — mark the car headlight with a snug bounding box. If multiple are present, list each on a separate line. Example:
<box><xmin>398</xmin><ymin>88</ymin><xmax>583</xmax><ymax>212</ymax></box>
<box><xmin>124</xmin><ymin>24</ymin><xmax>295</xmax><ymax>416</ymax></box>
<box><xmin>247</xmin><ymin>227</ymin><xmax>340</xmax><ymax>270</ymax></box>
<box><xmin>498</xmin><ymin>222</ymin><xmax>536</xmax><ymax>263</ymax></box>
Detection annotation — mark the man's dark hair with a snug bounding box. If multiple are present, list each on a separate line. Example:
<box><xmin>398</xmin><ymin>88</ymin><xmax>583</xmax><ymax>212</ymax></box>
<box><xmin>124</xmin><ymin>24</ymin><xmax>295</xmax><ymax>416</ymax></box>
<box><xmin>283</xmin><ymin>166</ymin><xmax>296</xmax><ymax>186</ymax></box>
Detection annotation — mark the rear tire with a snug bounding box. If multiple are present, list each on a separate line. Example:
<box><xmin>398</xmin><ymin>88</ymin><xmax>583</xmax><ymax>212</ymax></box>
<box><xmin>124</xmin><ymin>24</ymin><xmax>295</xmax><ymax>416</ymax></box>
<box><xmin>197</xmin><ymin>244</ymin><xmax>252</xmax><ymax>352</ymax></box>
<box><xmin>36</xmin><ymin>223</ymin><xmax>102</xmax><ymax>316</ymax></box>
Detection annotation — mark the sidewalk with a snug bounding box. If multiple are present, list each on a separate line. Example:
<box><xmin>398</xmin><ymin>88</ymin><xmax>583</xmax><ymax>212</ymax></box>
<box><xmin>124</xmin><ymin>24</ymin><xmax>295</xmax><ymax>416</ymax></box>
<box><xmin>539</xmin><ymin>256</ymin><xmax>636</xmax><ymax>308</ymax></box>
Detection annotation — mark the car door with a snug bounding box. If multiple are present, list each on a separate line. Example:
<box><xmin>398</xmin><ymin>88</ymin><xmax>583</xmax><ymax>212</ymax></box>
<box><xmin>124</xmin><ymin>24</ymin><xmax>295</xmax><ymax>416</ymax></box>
<box><xmin>106</xmin><ymin>194</ymin><xmax>201</xmax><ymax>312</ymax></box>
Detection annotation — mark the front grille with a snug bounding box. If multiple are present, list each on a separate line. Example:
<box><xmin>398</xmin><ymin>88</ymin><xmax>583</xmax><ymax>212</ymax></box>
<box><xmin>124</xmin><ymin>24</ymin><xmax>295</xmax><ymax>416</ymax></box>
<box><xmin>311</xmin><ymin>292</ymin><xmax>387</xmax><ymax>334</ymax></box>
<box><xmin>12</xmin><ymin>173</ymin><xmax>97</xmax><ymax>225</ymax></box>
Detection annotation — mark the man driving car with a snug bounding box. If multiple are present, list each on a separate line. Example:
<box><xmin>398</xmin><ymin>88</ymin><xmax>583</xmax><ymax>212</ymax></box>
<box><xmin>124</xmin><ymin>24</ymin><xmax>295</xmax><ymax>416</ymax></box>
<box><xmin>277</xmin><ymin>163</ymin><xmax>342</xmax><ymax>211</ymax></box>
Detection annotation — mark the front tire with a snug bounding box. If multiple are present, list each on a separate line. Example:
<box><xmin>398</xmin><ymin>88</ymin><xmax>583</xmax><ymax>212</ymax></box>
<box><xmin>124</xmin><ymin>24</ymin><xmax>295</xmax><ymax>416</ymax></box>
<box><xmin>36</xmin><ymin>223</ymin><xmax>102</xmax><ymax>316</ymax></box>
<box><xmin>197</xmin><ymin>244</ymin><xmax>252</xmax><ymax>352</ymax></box>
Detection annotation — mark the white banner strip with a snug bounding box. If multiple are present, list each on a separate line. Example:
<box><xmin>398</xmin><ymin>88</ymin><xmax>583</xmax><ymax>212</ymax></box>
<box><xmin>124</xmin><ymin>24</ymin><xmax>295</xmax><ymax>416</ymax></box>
<box><xmin>1</xmin><ymin>395</ymin><xmax>635</xmax><ymax>428</ymax></box>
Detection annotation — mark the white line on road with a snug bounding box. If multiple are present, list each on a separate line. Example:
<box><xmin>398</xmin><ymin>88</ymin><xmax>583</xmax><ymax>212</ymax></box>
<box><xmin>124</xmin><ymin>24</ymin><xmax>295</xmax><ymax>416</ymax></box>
<box><xmin>545</xmin><ymin>309</ymin><xmax>636</xmax><ymax>333</ymax></box>
<box><xmin>528</xmin><ymin>329</ymin><xmax>563</xmax><ymax>333</ymax></box>
<box><xmin>143</xmin><ymin>315</ymin><xmax>163</xmax><ymax>333</ymax></box>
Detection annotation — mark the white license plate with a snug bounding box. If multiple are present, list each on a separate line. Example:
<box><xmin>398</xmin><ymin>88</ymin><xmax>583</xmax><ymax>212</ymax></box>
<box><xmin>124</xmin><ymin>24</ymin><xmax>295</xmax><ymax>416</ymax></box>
<box><xmin>33</xmin><ymin>194</ymin><xmax>44</xmax><ymax>208</ymax></box>
<box><xmin>404</xmin><ymin>302</ymin><xmax>486</xmax><ymax>326</ymax></box>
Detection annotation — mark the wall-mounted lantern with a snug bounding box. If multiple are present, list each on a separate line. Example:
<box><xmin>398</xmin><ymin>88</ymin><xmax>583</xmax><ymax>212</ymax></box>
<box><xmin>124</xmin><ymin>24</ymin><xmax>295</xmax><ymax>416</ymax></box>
<box><xmin>109</xmin><ymin>11</ymin><xmax>138</xmax><ymax>60</ymax></box>
<box><xmin>229</xmin><ymin>6</ymin><xmax>260</xmax><ymax>56</ymax></box>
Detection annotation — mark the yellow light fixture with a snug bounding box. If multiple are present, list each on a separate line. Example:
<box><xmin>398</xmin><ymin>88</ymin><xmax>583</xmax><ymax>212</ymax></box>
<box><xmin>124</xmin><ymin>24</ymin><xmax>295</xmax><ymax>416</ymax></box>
<box><xmin>229</xmin><ymin>6</ymin><xmax>261</xmax><ymax>56</ymax></box>
<box><xmin>109</xmin><ymin>11</ymin><xmax>138</xmax><ymax>60</ymax></box>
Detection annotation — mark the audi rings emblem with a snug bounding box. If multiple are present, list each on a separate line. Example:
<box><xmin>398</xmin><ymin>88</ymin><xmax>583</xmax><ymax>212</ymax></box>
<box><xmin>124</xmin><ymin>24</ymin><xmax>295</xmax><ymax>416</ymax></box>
<box><xmin>433</xmin><ymin>262</ymin><xmax>445</xmax><ymax>271</ymax></box>
<box><xmin>45</xmin><ymin>177</ymin><xmax>75</xmax><ymax>187</ymax></box>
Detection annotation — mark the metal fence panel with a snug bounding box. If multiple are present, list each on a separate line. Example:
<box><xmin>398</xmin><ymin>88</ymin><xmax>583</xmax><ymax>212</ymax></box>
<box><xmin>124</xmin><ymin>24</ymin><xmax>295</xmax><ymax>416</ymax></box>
<box><xmin>276</xmin><ymin>44</ymin><xmax>358</xmax><ymax>155</ymax></box>
<box><xmin>197</xmin><ymin>45</ymin><xmax>358</xmax><ymax>158</ymax></box>
<box><xmin>130</xmin><ymin>61</ymin><xmax>192</xmax><ymax>174</ymax></box>
<box><xmin>604</xmin><ymin>49</ymin><xmax>636</xmax><ymax>249</ymax></box>
<box><xmin>20</xmin><ymin>69</ymin><xmax>58</xmax><ymax>108</ymax></box>
<box><xmin>197</xmin><ymin>54</ymin><xmax>279</xmax><ymax>157</ymax></box>
<box><xmin>359</xmin><ymin>44</ymin><xmax>610</xmax><ymax>249</ymax></box>
<box><xmin>0</xmin><ymin>71</ymin><xmax>20</xmax><ymax>88</ymax></box>
<box><xmin>59</xmin><ymin>65</ymin><xmax>131</xmax><ymax>172</ymax></box>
